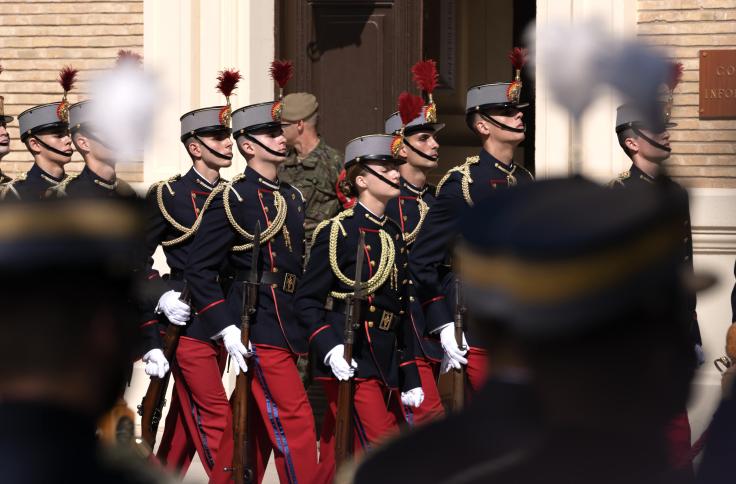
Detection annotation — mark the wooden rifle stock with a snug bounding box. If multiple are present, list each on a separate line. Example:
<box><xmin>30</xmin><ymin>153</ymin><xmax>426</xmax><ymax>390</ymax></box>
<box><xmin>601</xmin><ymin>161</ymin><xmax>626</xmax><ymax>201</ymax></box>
<box><xmin>138</xmin><ymin>283</ymin><xmax>190</xmax><ymax>450</ymax></box>
<box><xmin>450</xmin><ymin>277</ymin><xmax>466</xmax><ymax>411</ymax></box>
<box><xmin>232</xmin><ymin>221</ymin><xmax>260</xmax><ymax>484</ymax></box>
<box><xmin>335</xmin><ymin>233</ymin><xmax>366</xmax><ymax>468</ymax></box>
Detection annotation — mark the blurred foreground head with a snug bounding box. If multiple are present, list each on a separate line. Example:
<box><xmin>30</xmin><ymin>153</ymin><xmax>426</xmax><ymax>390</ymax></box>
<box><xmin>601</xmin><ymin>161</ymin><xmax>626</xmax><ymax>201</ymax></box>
<box><xmin>457</xmin><ymin>177</ymin><xmax>699</xmax><ymax>432</ymax></box>
<box><xmin>0</xmin><ymin>198</ymin><xmax>144</xmax><ymax>418</ymax></box>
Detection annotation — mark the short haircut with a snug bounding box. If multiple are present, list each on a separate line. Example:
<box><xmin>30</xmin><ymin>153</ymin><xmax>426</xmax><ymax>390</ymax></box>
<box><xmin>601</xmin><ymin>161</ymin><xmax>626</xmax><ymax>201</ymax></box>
<box><xmin>617</xmin><ymin>128</ymin><xmax>637</xmax><ymax>159</ymax></box>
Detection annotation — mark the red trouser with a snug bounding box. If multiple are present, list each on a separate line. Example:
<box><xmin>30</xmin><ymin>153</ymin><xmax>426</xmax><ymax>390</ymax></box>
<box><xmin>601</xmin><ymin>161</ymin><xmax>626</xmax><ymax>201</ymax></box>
<box><xmin>466</xmin><ymin>347</ymin><xmax>490</xmax><ymax>395</ymax></box>
<box><xmin>210</xmin><ymin>345</ymin><xmax>318</xmax><ymax>484</ymax></box>
<box><xmin>402</xmin><ymin>358</ymin><xmax>444</xmax><ymax>426</ymax></box>
<box><xmin>156</xmin><ymin>337</ymin><xmax>229</xmax><ymax>478</ymax></box>
<box><xmin>317</xmin><ymin>379</ymin><xmax>400</xmax><ymax>484</ymax></box>
<box><xmin>666</xmin><ymin>411</ymin><xmax>694</xmax><ymax>483</ymax></box>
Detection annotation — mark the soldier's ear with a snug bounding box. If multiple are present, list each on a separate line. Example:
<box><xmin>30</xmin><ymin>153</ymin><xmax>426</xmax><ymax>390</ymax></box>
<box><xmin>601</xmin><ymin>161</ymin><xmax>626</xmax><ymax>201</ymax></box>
<box><xmin>624</xmin><ymin>136</ymin><xmax>639</xmax><ymax>155</ymax></box>
<box><xmin>186</xmin><ymin>140</ymin><xmax>201</xmax><ymax>159</ymax></box>
<box><xmin>72</xmin><ymin>132</ymin><xmax>91</xmax><ymax>154</ymax></box>
<box><xmin>398</xmin><ymin>144</ymin><xmax>409</xmax><ymax>159</ymax></box>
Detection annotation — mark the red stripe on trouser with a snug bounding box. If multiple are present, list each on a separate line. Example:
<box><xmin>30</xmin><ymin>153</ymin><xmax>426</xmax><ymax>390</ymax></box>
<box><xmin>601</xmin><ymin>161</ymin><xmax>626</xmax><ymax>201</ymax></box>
<box><xmin>466</xmin><ymin>347</ymin><xmax>490</xmax><ymax>397</ymax></box>
<box><xmin>210</xmin><ymin>345</ymin><xmax>318</xmax><ymax>484</ymax></box>
<box><xmin>155</xmin><ymin>337</ymin><xmax>229</xmax><ymax>479</ymax></box>
<box><xmin>409</xmin><ymin>358</ymin><xmax>445</xmax><ymax>425</ymax></box>
<box><xmin>156</xmin><ymin>390</ymin><xmax>196</xmax><ymax>475</ymax></box>
<box><xmin>317</xmin><ymin>379</ymin><xmax>400</xmax><ymax>484</ymax></box>
<box><xmin>666</xmin><ymin>411</ymin><xmax>695</xmax><ymax>482</ymax></box>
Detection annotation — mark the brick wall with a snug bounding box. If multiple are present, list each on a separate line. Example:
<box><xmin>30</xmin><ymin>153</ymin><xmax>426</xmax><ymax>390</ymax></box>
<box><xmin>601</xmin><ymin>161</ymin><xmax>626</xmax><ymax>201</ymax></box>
<box><xmin>0</xmin><ymin>0</ymin><xmax>143</xmax><ymax>182</ymax></box>
<box><xmin>638</xmin><ymin>0</ymin><xmax>736</xmax><ymax>188</ymax></box>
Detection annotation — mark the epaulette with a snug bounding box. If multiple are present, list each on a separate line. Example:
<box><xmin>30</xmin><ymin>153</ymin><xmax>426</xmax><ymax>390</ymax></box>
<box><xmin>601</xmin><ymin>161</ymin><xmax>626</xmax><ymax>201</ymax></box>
<box><xmin>608</xmin><ymin>170</ymin><xmax>630</xmax><ymax>188</ymax></box>
<box><xmin>49</xmin><ymin>173</ymin><xmax>79</xmax><ymax>198</ymax></box>
<box><xmin>147</xmin><ymin>174</ymin><xmax>181</xmax><ymax>198</ymax></box>
<box><xmin>311</xmin><ymin>208</ymin><xmax>354</xmax><ymax>246</ymax></box>
<box><xmin>435</xmin><ymin>155</ymin><xmax>480</xmax><ymax>206</ymax></box>
<box><xmin>0</xmin><ymin>173</ymin><xmax>27</xmax><ymax>201</ymax></box>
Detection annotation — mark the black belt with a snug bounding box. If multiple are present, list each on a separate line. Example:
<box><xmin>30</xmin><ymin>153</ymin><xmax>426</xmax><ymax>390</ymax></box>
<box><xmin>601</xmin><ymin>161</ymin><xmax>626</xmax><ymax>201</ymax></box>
<box><xmin>235</xmin><ymin>269</ymin><xmax>299</xmax><ymax>294</ymax></box>
<box><xmin>327</xmin><ymin>298</ymin><xmax>399</xmax><ymax>332</ymax></box>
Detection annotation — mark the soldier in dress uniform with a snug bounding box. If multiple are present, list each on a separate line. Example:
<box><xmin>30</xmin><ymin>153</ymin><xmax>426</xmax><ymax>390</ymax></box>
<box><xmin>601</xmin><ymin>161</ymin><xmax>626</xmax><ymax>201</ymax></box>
<box><xmin>409</xmin><ymin>48</ymin><xmax>533</xmax><ymax>396</ymax></box>
<box><xmin>278</xmin><ymin>92</ymin><xmax>344</xmax><ymax>243</ymax></box>
<box><xmin>141</xmin><ymin>70</ymin><xmax>240</xmax><ymax>478</ymax></box>
<box><xmin>609</xmin><ymin>65</ymin><xmax>701</xmax><ymax>482</ymax></box>
<box><xmin>0</xmin><ymin>197</ymin><xmax>173</xmax><ymax>484</ymax></box>
<box><xmin>0</xmin><ymin>66</ymin><xmax>77</xmax><ymax>200</ymax></box>
<box><xmin>61</xmin><ymin>98</ymin><xmax>136</xmax><ymax>199</ymax></box>
<box><xmin>295</xmin><ymin>134</ymin><xmax>424</xmax><ymax>482</ymax></box>
<box><xmin>382</xmin><ymin>59</ymin><xmax>445</xmax><ymax>425</ymax></box>
<box><xmin>354</xmin><ymin>177</ymin><xmax>700</xmax><ymax>484</ymax></box>
<box><xmin>185</xmin><ymin>63</ymin><xmax>319</xmax><ymax>484</ymax></box>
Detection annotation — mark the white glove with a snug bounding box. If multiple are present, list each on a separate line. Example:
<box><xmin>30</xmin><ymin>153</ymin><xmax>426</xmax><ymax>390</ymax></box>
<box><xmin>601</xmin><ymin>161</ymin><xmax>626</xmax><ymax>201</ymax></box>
<box><xmin>401</xmin><ymin>387</ymin><xmax>424</xmax><ymax>408</ymax></box>
<box><xmin>695</xmin><ymin>344</ymin><xmax>705</xmax><ymax>367</ymax></box>
<box><xmin>325</xmin><ymin>345</ymin><xmax>358</xmax><ymax>381</ymax></box>
<box><xmin>156</xmin><ymin>290</ymin><xmax>190</xmax><ymax>326</ymax></box>
<box><xmin>142</xmin><ymin>348</ymin><xmax>169</xmax><ymax>379</ymax></box>
<box><xmin>221</xmin><ymin>325</ymin><xmax>251</xmax><ymax>375</ymax></box>
<box><xmin>439</xmin><ymin>324</ymin><xmax>468</xmax><ymax>371</ymax></box>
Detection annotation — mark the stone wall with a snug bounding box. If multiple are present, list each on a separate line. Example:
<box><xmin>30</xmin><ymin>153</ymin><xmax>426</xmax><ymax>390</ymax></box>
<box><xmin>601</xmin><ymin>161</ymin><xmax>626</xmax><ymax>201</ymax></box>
<box><xmin>638</xmin><ymin>0</ymin><xmax>736</xmax><ymax>187</ymax></box>
<box><xmin>0</xmin><ymin>0</ymin><xmax>144</xmax><ymax>181</ymax></box>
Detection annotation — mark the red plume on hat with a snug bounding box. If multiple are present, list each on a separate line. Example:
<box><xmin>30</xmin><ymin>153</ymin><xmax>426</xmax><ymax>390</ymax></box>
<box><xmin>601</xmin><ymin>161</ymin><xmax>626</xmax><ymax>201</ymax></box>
<box><xmin>270</xmin><ymin>60</ymin><xmax>293</xmax><ymax>100</ymax></box>
<box><xmin>664</xmin><ymin>61</ymin><xmax>683</xmax><ymax>123</ymax></box>
<box><xmin>270</xmin><ymin>59</ymin><xmax>293</xmax><ymax>121</ymax></box>
<box><xmin>392</xmin><ymin>92</ymin><xmax>424</xmax><ymax>157</ymax></box>
<box><xmin>116</xmin><ymin>49</ymin><xmax>143</xmax><ymax>67</ymax></box>
<box><xmin>506</xmin><ymin>47</ymin><xmax>527</xmax><ymax>103</ymax></box>
<box><xmin>411</xmin><ymin>59</ymin><xmax>439</xmax><ymax>123</ymax></box>
<box><xmin>56</xmin><ymin>65</ymin><xmax>78</xmax><ymax>123</ymax></box>
<box><xmin>216</xmin><ymin>68</ymin><xmax>242</xmax><ymax>127</ymax></box>
<box><xmin>667</xmin><ymin>61</ymin><xmax>684</xmax><ymax>91</ymax></box>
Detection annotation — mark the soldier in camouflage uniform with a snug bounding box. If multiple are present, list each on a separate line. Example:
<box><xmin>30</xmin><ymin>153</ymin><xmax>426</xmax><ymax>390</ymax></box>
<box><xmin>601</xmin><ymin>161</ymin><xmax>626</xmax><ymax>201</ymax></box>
<box><xmin>278</xmin><ymin>92</ymin><xmax>343</xmax><ymax>243</ymax></box>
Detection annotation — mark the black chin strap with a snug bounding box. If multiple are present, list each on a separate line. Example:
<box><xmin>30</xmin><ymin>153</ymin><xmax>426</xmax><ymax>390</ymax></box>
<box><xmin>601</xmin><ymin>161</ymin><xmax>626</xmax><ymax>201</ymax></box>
<box><xmin>194</xmin><ymin>135</ymin><xmax>233</xmax><ymax>160</ymax></box>
<box><xmin>361</xmin><ymin>164</ymin><xmax>401</xmax><ymax>190</ymax></box>
<box><xmin>480</xmin><ymin>113</ymin><xmax>525</xmax><ymax>134</ymax></box>
<box><xmin>631</xmin><ymin>127</ymin><xmax>671</xmax><ymax>153</ymax></box>
<box><xmin>403</xmin><ymin>139</ymin><xmax>438</xmax><ymax>162</ymax></box>
<box><xmin>243</xmin><ymin>134</ymin><xmax>287</xmax><ymax>158</ymax></box>
<box><xmin>31</xmin><ymin>136</ymin><xmax>73</xmax><ymax>158</ymax></box>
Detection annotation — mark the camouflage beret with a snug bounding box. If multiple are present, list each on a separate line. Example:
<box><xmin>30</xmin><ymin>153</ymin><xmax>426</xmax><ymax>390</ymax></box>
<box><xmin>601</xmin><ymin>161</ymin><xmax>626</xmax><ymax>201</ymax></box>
<box><xmin>281</xmin><ymin>92</ymin><xmax>318</xmax><ymax>122</ymax></box>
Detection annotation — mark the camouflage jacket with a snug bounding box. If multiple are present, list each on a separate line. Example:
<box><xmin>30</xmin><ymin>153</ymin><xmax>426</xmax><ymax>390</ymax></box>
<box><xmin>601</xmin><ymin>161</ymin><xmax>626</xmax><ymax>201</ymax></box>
<box><xmin>278</xmin><ymin>139</ymin><xmax>343</xmax><ymax>242</ymax></box>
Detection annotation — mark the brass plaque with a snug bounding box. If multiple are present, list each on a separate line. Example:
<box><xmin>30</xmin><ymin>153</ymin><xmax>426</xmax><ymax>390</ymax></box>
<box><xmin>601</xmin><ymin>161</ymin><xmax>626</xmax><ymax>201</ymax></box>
<box><xmin>699</xmin><ymin>50</ymin><xmax>736</xmax><ymax>119</ymax></box>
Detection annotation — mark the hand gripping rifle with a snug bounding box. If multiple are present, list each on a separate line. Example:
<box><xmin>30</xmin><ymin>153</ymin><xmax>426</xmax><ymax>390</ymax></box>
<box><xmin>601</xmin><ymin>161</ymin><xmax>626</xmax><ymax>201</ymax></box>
<box><xmin>232</xmin><ymin>221</ymin><xmax>261</xmax><ymax>484</ymax></box>
<box><xmin>335</xmin><ymin>232</ymin><xmax>367</xmax><ymax>467</ymax></box>
<box><xmin>450</xmin><ymin>277</ymin><xmax>467</xmax><ymax>411</ymax></box>
<box><xmin>138</xmin><ymin>282</ymin><xmax>190</xmax><ymax>451</ymax></box>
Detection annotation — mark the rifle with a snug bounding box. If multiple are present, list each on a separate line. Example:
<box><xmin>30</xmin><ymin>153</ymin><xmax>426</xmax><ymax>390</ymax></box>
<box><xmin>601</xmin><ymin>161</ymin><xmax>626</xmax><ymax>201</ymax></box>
<box><xmin>335</xmin><ymin>232</ymin><xmax>367</xmax><ymax>467</ymax></box>
<box><xmin>137</xmin><ymin>282</ymin><xmax>190</xmax><ymax>450</ymax></box>
<box><xmin>232</xmin><ymin>221</ymin><xmax>261</xmax><ymax>484</ymax></box>
<box><xmin>449</xmin><ymin>277</ymin><xmax>467</xmax><ymax>411</ymax></box>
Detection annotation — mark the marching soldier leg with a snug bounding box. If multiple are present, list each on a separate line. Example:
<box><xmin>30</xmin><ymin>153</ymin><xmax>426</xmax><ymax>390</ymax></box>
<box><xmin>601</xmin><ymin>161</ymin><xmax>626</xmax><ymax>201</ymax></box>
<box><xmin>160</xmin><ymin>337</ymin><xmax>230</xmax><ymax>478</ymax></box>
<box><xmin>408</xmin><ymin>358</ymin><xmax>444</xmax><ymax>425</ymax></box>
<box><xmin>316</xmin><ymin>380</ymin><xmax>339</xmax><ymax>484</ymax></box>
<box><xmin>156</xmin><ymin>388</ymin><xmax>197</xmax><ymax>473</ymax></box>
<box><xmin>249</xmin><ymin>345</ymin><xmax>319</xmax><ymax>484</ymax></box>
<box><xmin>352</xmin><ymin>379</ymin><xmax>400</xmax><ymax>454</ymax></box>
<box><xmin>465</xmin><ymin>348</ymin><xmax>490</xmax><ymax>395</ymax></box>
